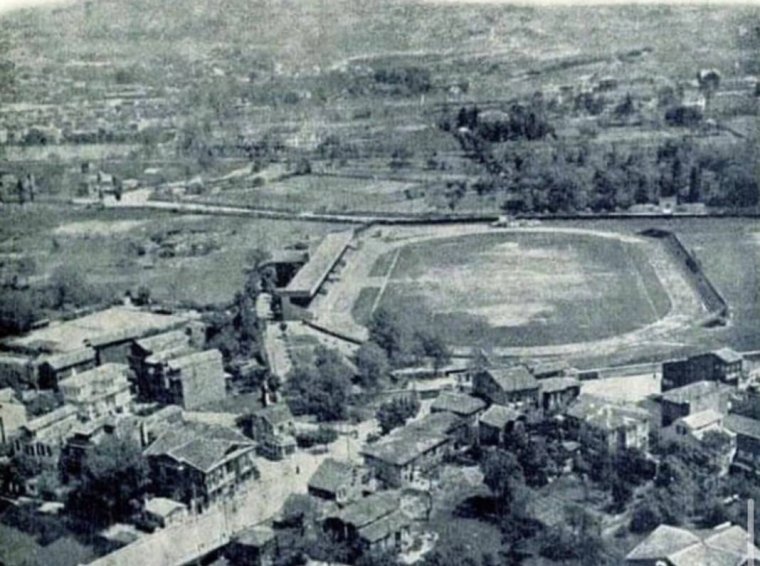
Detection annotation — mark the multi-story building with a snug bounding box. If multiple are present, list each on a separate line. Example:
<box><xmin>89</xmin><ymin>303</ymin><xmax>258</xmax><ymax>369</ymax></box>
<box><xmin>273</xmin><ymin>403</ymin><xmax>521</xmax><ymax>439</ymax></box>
<box><xmin>472</xmin><ymin>366</ymin><xmax>539</xmax><ymax>408</ymax></box>
<box><xmin>12</xmin><ymin>405</ymin><xmax>79</xmax><ymax>468</ymax></box>
<box><xmin>58</xmin><ymin>363</ymin><xmax>132</xmax><ymax>422</ymax></box>
<box><xmin>143</xmin><ymin>421</ymin><xmax>258</xmax><ymax>512</ymax></box>
<box><xmin>662</xmin><ymin>348</ymin><xmax>744</xmax><ymax>391</ymax></box>
<box><xmin>245</xmin><ymin>403</ymin><xmax>296</xmax><ymax>460</ymax></box>
<box><xmin>0</xmin><ymin>388</ymin><xmax>27</xmax><ymax>445</ymax></box>
<box><xmin>657</xmin><ymin>380</ymin><xmax>732</xmax><ymax>427</ymax></box>
<box><xmin>725</xmin><ymin>413</ymin><xmax>760</xmax><ymax>474</ymax></box>
<box><xmin>566</xmin><ymin>395</ymin><xmax>650</xmax><ymax>454</ymax></box>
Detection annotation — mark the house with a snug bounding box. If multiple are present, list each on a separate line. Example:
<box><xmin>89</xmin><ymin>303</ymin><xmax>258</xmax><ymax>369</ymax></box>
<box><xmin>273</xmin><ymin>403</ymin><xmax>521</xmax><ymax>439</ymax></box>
<box><xmin>528</xmin><ymin>360</ymin><xmax>572</xmax><ymax>380</ymax></box>
<box><xmin>60</xmin><ymin>417</ymin><xmax>136</xmax><ymax>480</ymax></box>
<box><xmin>143</xmin><ymin>421</ymin><xmax>258</xmax><ymax>512</ymax></box>
<box><xmin>38</xmin><ymin>347</ymin><xmax>97</xmax><ymax>390</ymax></box>
<box><xmin>539</xmin><ymin>377</ymin><xmax>581</xmax><ymax>413</ymax></box>
<box><xmin>323</xmin><ymin>491</ymin><xmax>412</xmax><ymax>554</ymax></box>
<box><xmin>662</xmin><ymin>348</ymin><xmax>744</xmax><ymax>391</ymax></box>
<box><xmin>58</xmin><ymin>363</ymin><xmax>131</xmax><ymax>422</ymax></box>
<box><xmin>129</xmin><ymin>330</ymin><xmax>195</xmax><ymax>398</ymax></box>
<box><xmin>625</xmin><ymin>522</ymin><xmax>760</xmax><ymax>565</ymax></box>
<box><xmin>725</xmin><ymin>413</ymin><xmax>760</xmax><ymax>475</ymax></box>
<box><xmin>226</xmin><ymin>526</ymin><xmax>277</xmax><ymax>566</ymax></box>
<box><xmin>12</xmin><ymin>405</ymin><xmax>79</xmax><ymax>468</ymax></box>
<box><xmin>162</xmin><ymin>349</ymin><xmax>227</xmax><ymax>410</ymax></box>
<box><xmin>245</xmin><ymin>403</ymin><xmax>296</xmax><ymax>460</ymax></box>
<box><xmin>566</xmin><ymin>396</ymin><xmax>650</xmax><ymax>454</ymax></box>
<box><xmin>430</xmin><ymin>392</ymin><xmax>487</xmax><ymax>423</ymax></box>
<box><xmin>308</xmin><ymin>458</ymin><xmax>363</xmax><ymax>505</ymax></box>
<box><xmin>478</xmin><ymin>404</ymin><xmax>522</xmax><ymax>447</ymax></box>
<box><xmin>135</xmin><ymin>404</ymin><xmax>184</xmax><ymax>448</ymax></box>
<box><xmin>664</xmin><ymin>410</ymin><xmax>736</xmax><ymax>475</ymax></box>
<box><xmin>472</xmin><ymin>366</ymin><xmax>539</xmax><ymax>408</ymax></box>
<box><xmin>0</xmin><ymin>388</ymin><xmax>27</xmax><ymax>445</ymax></box>
<box><xmin>658</xmin><ymin>381</ymin><xmax>731</xmax><ymax>427</ymax></box>
<box><xmin>361</xmin><ymin>412</ymin><xmax>464</xmax><ymax>487</ymax></box>
<box><xmin>143</xmin><ymin>497</ymin><xmax>188</xmax><ymax>529</ymax></box>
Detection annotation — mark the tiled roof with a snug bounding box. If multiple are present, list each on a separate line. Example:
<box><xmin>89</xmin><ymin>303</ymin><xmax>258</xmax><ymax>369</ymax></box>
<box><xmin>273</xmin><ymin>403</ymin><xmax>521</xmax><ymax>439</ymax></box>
<box><xmin>725</xmin><ymin>413</ymin><xmax>760</xmax><ymax>440</ymax></box>
<box><xmin>539</xmin><ymin>377</ymin><xmax>580</xmax><ymax>394</ymax></box>
<box><xmin>712</xmin><ymin>348</ymin><xmax>743</xmax><ymax>365</ymax></box>
<box><xmin>58</xmin><ymin>362</ymin><xmax>128</xmax><ymax>389</ymax></box>
<box><xmin>252</xmin><ymin>403</ymin><xmax>294</xmax><ymax>425</ymax></box>
<box><xmin>360</xmin><ymin>412</ymin><xmax>461</xmax><ymax>466</ymax></box>
<box><xmin>430</xmin><ymin>392</ymin><xmax>486</xmax><ymax>417</ymax></box>
<box><xmin>143</xmin><ymin>422</ymin><xmax>254</xmax><ymax>473</ymax></box>
<box><xmin>283</xmin><ymin>231</ymin><xmax>353</xmax><ymax>298</ymax></box>
<box><xmin>483</xmin><ymin>366</ymin><xmax>538</xmax><ymax>393</ymax></box>
<box><xmin>357</xmin><ymin>509</ymin><xmax>410</xmax><ymax>543</ymax></box>
<box><xmin>625</xmin><ymin>523</ymin><xmax>759</xmax><ymax>564</ymax></box>
<box><xmin>566</xmin><ymin>395</ymin><xmax>648</xmax><ymax>431</ymax></box>
<box><xmin>308</xmin><ymin>458</ymin><xmax>355</xmax><ymax>495</ymax></box>
<box><xmin>144</xmin><ymin>497</ymin><xmax>186</xmax><ymax>518</ymax></box>
<box><xmin>659</xmin><ymin>381</ymin><xmax>727</xmax><ymax>405</ymax></box>
<box><xmin>40</xmin><ymin>347</ymin><xmax>95</xmax><ymax>370</ymax></box>
<box><xmin>479</xmin><ymin>405</ymin><xmax>521</xmax><ymax>429</ymax></box>
<box><xmin>677</xmin><ymin>409</ymin><xmax>723</xmax><ymax>431</ymax></box>
<box><xmin>134</xmin><ymin>330</ymin><xmax>188</xmax><ymax>354</ymax></box>
<box><xmin>332</xmin><ymin>490</ymin><xmax>400</xmax><ymax>528</ymax></box>
<box><xmin>166</xmin><ymin>349</ymin><xmax>222</xmax><ymax>373</ymax></box>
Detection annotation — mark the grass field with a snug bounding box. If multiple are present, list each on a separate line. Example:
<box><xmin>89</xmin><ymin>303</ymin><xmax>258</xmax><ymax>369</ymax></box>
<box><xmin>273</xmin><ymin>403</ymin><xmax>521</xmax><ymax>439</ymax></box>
<box><xmin>0</xmin><ymin>206</ymin><xmax>341</xmax><ymax>307</ymax></box>
<box><xmin>204</xmin><ymin>175</ymin><xmax>428</xmax><ymax>214</ymax></box>
<box><xmin>362</xmin><ymin>231</ymin><xmax>671</xmax><ymax>348</ymax></box>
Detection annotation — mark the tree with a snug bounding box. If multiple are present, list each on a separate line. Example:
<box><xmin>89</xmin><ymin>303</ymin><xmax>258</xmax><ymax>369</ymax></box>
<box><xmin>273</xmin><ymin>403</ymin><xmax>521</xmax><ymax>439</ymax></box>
<box><xmin>286</xmin><ymin>346</ymin><xmax>354</xmax><ymax>421</ymax></box>
<box><xmin>0</xmin><ymin>289</ymin><xmax>39</xmax><ymax>334</ymax></box>
<box><xmin>481</xmin><ymin>449</ymin><xmax>525</xmax><ymax>510</ymax></box>
<box><xmin>67</xmin><ymin>435</ymin><xmax>148</xmax><ymax>526</ymax></box>
<box><xmin>630</xmin><ymin>498</ymin><xmax>663</xmax><ymax>533</ymax></box>
<box><xmin>355</xmin><ymin>342</ymin><xmax>390</xmax><ymax>390</ymax></box>
<box><xmin>376</xmin><ymin>396</ymin><xmax>420</xmax><ymax>435</ymax></box>
<box><xmin>49</xmin><ymin>265</ymin><xmax>99</xmax><ymax>309</ymax></box>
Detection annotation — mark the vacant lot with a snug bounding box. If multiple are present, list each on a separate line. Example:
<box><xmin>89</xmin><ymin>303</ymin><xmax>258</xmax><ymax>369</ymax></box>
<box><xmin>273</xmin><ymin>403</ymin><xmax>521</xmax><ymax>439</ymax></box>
<box><xmin>0</xmin><ymin>205</ymin><xmax>341</xmax><ymax>306</ymax></box>
<box><xmin>366</xmin><ymin>231</ymin><xmax>670</xmax><ymax>348</ymax></box>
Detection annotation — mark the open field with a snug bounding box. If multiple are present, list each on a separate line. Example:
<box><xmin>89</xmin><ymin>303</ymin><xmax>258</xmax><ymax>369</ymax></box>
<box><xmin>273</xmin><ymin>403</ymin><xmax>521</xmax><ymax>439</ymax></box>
<box><xmin>200</xmin><ymin>175</ymin><xmax>428</xmax><ymax>214</ymax></box>
<box><xmin>0</xmin><ymin>205</ymin><xmax>341</xmax><ymax>306</ymax></box>
<box><xmin>365</xmin><ymin>230</ymin><xmax>671</xmax><ymax>348</ymax></box>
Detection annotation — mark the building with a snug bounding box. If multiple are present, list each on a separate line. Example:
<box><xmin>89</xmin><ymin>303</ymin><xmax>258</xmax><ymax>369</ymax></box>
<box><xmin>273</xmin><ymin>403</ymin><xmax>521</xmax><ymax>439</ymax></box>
<box><xmin>664</xmin><ymin>410</ymin><xmax>736</xmax><ymax>475</ymax></box>
<box><xmin>430</xmin><ymin>392</ymin><xmax>487</xmax><ymax>423</ymax></box>
<box><xmin>361</xmin><ymin>412</ymin><xmax>464</xmax><ymax>487</ymax></box>
<box><xmin>58</xmin><ymin>363</ymin><xmax>131</xmax><ymax>422</ymax></box>
<box><xmin>323</xmin><ymin>491</ymin><xmax>412</xmax><ymax>554</ymax></box>
<box><xmin>539</xmin><ymin>377</ymin><xmax>581</xmax><ymax>414</ymax></box>
<box><xmin>478</xmin><ymin>404</ymin><xmax>521</xmax><ymax>447</ymax></box>
<box><xmin>725</xmin><ymin>413</ymin><xmax>760</xmax><ymax>474</ymax></box>
<box><xmin>472</xmin><ymin>366</ymin><xmax>539</xmax><ymax>408</ymax></box>
<box><xmin>3</xmin><ymin>306</ymin><xmax>199</xmax><ymax>364</ymax></box>
<box><xmin>129</xmin><ymin>329</ymin><xmax>196</xmax><ymax>398</ymax></box>
<box><xmin>278</xmin><ymin>230</ymin><xmax>354</xmax><ymax>318</ymax></box>
<box><xmin>12</xmin><ymin>405</ymin><xmax>79</xmax><ymax>468</ymax></box>
<box><xmin>308</xmin><ymin>458</ymin><xmax>364</xmax><ymax>505</ymax></box>
<box><xmin>625</xmin><ymin>523</ymin><xmax>760</xmax><ymax>565</ymax></box>
<box><xmin>162</xmin><ymin>350</ymin><xmax>227</xmax><ymax>410</ymax></box>
<box><xmin>245</xmin><ymin>403</ymin><xmax>296</xmax><ymax>460</ymax></box>
<box><xmin>662</xmin><ymin>348</ymin><xmax>744</xmax><ymax>391</ymax></box>
<box><xmin>566</xmin><ymin>396</ymin><xmax>650</xmax><ymax>454</ymax></box>
<box><xmin>143</xmin><ymin>497</ymin><xmax>188</xmax><ymax>529</ymax></box>
<box><xmin>658</xmin><ymin>381</ymin><xmax>732</xmax><ymax>427</ymax></box>
<box><xmin>143</xmin><ymin>421</ymin><xmax>258</xmax><ymax>512</ymax></box>
<box><xmin>0</xmin><ymin>388</ymin><xmax>27</xmax><ymax>445</ymax></box>
<box><xmin>37</xmin><ymin>347</ymin><xmax>97</xmax><ymax>390</ymax></box>
<box><xmin>226</xmin><ymin>526</ymin><xmax>277</xmax><ymax>566</ymax></box>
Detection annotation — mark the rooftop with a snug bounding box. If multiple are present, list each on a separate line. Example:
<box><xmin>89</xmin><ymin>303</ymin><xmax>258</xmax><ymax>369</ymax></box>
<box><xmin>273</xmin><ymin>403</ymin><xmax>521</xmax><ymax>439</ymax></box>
<box><xmin>481</xmin><ymin>366</ymin><xmax>538</xmax><ymax>393</ymax></box>
<box><xmin>625</xmin><ymin>523</ymin><xmax>759</xmax><ymax>564</ymax></box>
<box><xmin>677</xmin><ymin>409</ymin><xmax>724</xmax><ymax>431</ymax></box>
<box><xmin>357</xmin><ymin>509</ymin><xmax>410</xmax><ymax>544</ymax></box>
<box><xmin>282</xmin><ymin>231</ymin><xmax>353</xmax><ymax>298</ymax></box>
<box><xmin>58</xmin><ymin>362</ymin><xmax>129</xmax><ymax>390</ymax></box>
<box><xmin>166</xmin><ymin>349</ymin><xmax>223</xmax><ymax>374</ymax></box>
<box><xmin>40</xmin><ymin>347</ymin><xmax>96</xmax><ymax>370</ymax></box>
<box><xmin>430</xmin><ymin>392</ymin><xmax>487</xmax><ymax>417</ymax></box>
<box><xmin>660</xmin><ymin>381</ymin><xmax>728</xmax><ymax>405</ymax></box>
<box><xmin>235</xmin><ymin>525</ymin><xmax>276</xmax><ymax>548</ymax></box>
<box><xmin>725</xmin><ymin>413</ymin><xmax>760</xmax><ymax>440</ymax></box>
<box><xmin>144</xmin><ymin>497</ymin><xmax>186</xmax><ymax>518</ymax></box>
<box><xmin>4</xmin><ymin>306</ymin><xmax>196</xmax><ymax>354</ymax></box>
<box><xmin>479</xmin><ymin>404</ymin><xmax>521</xmax><ymax>429</ymax></box>
<box><xmin>361</xmin><ymin>412</ymin><xmax>461</xmax><ymax>466</ymax></box>
<box><xmin>134</xmin><ymin>330</ymin><xmax>189</xmax><ymax>355</ymax></box>
<box><xmin>539</xmin><ymin>376</ymin><xmax>581</xmax><ymax>394</ymax></box>
<box><xmin>332</xmin><ymin>490</ymin><xmax>400</xmax><ymax>528</ymax></box>
<box><xmin>143</xmin><ymin>421</ymin><xmax>255</xmax><ymax>473</ymax></box>
<box><xmin>712</xmin><ymin>347</ymin><xmax>743</xmax><ymax>365</ymax></box>
<box><xmin>252</xmin><ymin>402</ymin><xmax>294</xmax><ymax>425</ymax></box>
<box><xmin>308</xmin><ymin>458</ymin><xmax>355</xmax><ymax>495</ymax></box>
<box><xmin>566</xmin><ymin>395</ymin><xmax>649</xmax><ymax>431</ymax></box>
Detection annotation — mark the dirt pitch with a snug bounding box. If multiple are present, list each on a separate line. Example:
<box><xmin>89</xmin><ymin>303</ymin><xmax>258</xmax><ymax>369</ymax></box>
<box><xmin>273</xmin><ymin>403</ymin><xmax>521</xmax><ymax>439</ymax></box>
<box><xmin>309</xmin><ymin>223</ymin><xmax>706</xmax><ymax>360</ymax></box>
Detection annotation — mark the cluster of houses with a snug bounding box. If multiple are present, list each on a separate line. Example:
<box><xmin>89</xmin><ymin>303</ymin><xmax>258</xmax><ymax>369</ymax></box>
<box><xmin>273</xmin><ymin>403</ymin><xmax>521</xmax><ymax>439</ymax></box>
<box><xmin>0</xmin><ymin>304</ymin><xmax>300</xmax><ymax>522</ymax></box>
